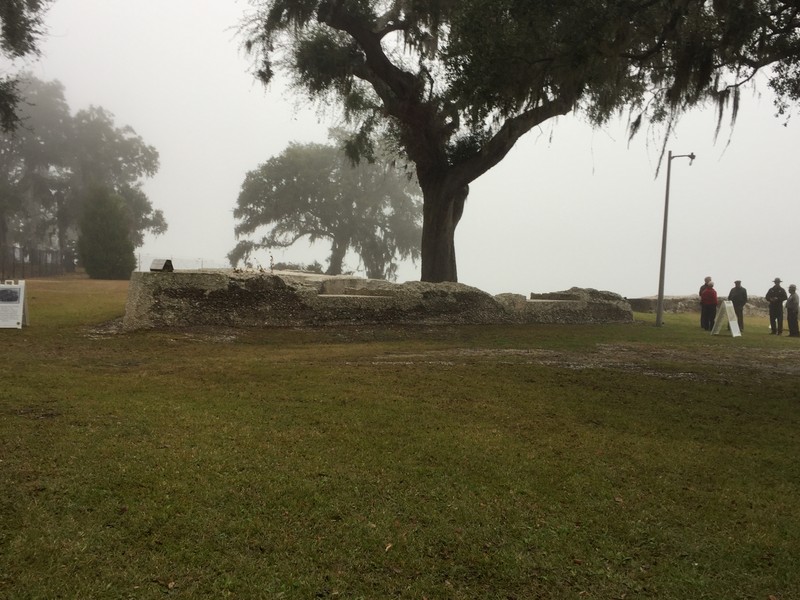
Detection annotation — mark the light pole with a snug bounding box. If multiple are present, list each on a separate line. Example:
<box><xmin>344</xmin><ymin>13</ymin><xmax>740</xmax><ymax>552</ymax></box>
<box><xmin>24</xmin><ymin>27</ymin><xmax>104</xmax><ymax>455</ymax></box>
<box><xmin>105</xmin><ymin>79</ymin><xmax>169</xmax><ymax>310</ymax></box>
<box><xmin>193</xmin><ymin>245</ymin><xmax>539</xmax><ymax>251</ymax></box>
<box><xmin>656</xmin><ymin>150</ymin><xmax>695</xmax><ymax>327</ymax></box>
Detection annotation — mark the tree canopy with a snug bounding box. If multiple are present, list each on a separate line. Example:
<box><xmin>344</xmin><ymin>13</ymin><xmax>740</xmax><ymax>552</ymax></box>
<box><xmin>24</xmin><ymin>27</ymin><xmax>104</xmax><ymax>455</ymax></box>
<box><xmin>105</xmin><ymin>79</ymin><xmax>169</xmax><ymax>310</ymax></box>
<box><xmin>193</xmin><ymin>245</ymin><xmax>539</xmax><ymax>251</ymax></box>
<box><xmin>230</xmin><ymin>140</ymin><xmax>421</xmax><ymax>280</ymax></box>
<box><xmin>243</xmin><ymin>0</ymin><xmax>800</xmax><ymax>282</ymax></box>
<box><xmin>0</xmin><ymin>75</ymin><xmax>166</xmax><ymax>265</ymax></box>
<box><xmin>0</xmin><ymin>0</ymin><xmax>48</xmax><ymax>131</ymax></box>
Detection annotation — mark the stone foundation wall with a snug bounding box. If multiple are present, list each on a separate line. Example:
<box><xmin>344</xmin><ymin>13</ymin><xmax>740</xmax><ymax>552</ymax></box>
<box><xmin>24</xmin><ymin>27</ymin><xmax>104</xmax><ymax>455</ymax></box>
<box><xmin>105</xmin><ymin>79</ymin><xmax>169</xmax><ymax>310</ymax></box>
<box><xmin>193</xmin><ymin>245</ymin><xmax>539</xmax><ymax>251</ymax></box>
<box><xmin>123</xmin><ymin>269</ymin><xmax>634</xmax><ymax>330</ymax></box>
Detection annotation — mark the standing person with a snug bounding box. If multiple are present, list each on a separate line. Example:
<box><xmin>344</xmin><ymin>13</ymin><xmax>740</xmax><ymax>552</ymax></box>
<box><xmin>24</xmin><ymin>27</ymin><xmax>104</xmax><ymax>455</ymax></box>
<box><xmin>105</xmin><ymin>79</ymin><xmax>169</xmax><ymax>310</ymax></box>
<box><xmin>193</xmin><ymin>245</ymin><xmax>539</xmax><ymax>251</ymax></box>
<box><xmin>786</xmin><ymin>284</ymin><xmax>799</xmax><ymax>337</ymax></box>
<box><xmin>699</xmin><ymin>276</ymin><xmax>712</xmax><ymax>328</ymax></box>
<box><xmin>727</xmin><ymin>280</ymin><xmax>748</xmax><ymax>331</ymax></box>
<box><xmin>766</xmin><ymin>278</ymin><xmax>788</xmax><ymax>335</ymax></box>
<box><xmin>700</xmin><ymin>281</ymin><xmax>718</xmax><ymax>331</ymax></box>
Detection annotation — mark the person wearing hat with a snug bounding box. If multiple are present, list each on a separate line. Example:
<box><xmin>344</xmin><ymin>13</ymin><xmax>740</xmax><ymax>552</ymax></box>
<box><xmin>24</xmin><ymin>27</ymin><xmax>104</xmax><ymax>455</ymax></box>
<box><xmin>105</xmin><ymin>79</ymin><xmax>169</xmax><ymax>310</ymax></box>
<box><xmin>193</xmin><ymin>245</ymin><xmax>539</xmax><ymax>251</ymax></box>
<box><xmin>786</xmin><ymin>284</ymin><xmax>799</xmax><ymax>337</ymax></box>
<box><xmin>727</xmin><ymin>280</ymin><xmax>748</xmax><ymax>332</ymax></box>
<box><xmin>765</xmin><ymin>277</ymin><xmax>788</xmax><ymax>335</ymax></box>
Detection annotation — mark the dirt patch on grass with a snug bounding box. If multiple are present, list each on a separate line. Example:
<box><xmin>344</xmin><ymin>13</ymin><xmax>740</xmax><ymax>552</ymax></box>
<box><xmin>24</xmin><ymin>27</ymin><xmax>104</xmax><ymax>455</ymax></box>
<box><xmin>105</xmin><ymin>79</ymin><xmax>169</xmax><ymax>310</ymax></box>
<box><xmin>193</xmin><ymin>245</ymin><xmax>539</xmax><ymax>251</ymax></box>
<box><xmin>367</xmin><ymin>343</ymin><xmax>800</xmax><ymax>380</ymax></box>
<box><xmin>85</xmin><ymin>318</ymin><xmax>126</xmax><ymax>338</ymax></box>
<box><xmin>84</xmin><ymin>320</ymin><xmax>800</xmax><ymax>380</ymax></box>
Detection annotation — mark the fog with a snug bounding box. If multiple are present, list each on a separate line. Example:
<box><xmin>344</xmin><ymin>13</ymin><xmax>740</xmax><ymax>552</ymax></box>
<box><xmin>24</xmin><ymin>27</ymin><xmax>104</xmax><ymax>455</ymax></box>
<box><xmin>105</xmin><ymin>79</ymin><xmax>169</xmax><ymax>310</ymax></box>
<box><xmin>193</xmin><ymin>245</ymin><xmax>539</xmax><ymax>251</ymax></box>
<box><xmin>27</xmin><ymin>0</ymin><xmax>800</xmax><ymax>300</ymax></box>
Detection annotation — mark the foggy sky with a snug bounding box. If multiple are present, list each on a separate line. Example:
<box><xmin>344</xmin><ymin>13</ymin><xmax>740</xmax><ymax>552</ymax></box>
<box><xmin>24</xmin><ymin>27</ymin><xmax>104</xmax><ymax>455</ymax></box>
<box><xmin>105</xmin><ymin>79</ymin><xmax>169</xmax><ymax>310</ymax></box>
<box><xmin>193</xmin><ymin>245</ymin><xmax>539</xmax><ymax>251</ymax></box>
<box><xmin>25</xmin><ymin>0</ymin><xmax>800</xmax><ymax>299</ymax></box>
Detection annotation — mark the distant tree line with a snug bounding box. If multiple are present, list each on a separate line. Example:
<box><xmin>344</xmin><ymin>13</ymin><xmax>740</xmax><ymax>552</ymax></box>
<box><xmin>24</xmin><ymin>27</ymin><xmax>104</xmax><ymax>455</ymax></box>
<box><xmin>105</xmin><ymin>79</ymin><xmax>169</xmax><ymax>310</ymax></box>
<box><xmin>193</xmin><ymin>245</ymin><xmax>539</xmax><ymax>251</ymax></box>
<box><xmin>0</xmin><ymin>75</ymin><xmax>166</xmax><ymax>278</ymax></box>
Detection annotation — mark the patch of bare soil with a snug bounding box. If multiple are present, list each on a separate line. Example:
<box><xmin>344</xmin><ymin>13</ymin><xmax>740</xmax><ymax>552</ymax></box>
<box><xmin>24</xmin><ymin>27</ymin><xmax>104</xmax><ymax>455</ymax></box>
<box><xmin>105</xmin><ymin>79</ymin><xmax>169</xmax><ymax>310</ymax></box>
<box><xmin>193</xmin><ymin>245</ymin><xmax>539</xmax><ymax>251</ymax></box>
<box><xmin>85</xmin><ymin>318</ymin><xmax>125</xmax><ymax>338</ymax></box>
<box><xmin>84</xmin><ymin>320</ymin><xmax>240</xmax><ymax>344</ymax></box>
<box><xmin>366</xmin><ymin>343</ymin><xmax>800</xmax><ymax>381</ymax></box>
<box><xmin>85</xmin><ymin>321</ymin><xmax>800</xmax><ymax>380</ymax></box>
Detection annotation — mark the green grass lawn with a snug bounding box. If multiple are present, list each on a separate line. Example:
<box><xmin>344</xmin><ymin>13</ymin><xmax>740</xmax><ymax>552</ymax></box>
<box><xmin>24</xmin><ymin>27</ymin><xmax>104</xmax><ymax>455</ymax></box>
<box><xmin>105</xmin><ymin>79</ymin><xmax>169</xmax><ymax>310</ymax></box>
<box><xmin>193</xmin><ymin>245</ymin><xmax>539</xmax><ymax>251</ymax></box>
<box><xmin>2</xmin><ymin>277</ymin><xmax>798</xmax><ymax>599</ymax></box>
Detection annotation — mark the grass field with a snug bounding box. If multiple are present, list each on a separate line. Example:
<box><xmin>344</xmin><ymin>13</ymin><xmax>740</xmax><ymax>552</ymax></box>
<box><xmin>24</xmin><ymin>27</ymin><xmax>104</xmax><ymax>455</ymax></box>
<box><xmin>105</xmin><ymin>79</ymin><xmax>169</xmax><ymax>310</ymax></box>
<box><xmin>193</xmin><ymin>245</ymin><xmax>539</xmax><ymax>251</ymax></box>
<box><xmin>1</xmin><ymin>277</ymin><xmax>798</xmax><ymax>599</ymax></box>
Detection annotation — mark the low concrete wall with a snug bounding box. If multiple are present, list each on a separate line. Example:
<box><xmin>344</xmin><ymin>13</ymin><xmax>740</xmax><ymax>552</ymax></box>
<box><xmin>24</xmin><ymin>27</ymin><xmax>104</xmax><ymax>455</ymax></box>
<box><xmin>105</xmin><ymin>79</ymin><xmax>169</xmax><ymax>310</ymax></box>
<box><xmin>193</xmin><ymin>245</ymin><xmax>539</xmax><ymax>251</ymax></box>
<box><xmin>123</xmin><ymin>269</ymin><xmax>634</xmax><ymax>330</ymax></box>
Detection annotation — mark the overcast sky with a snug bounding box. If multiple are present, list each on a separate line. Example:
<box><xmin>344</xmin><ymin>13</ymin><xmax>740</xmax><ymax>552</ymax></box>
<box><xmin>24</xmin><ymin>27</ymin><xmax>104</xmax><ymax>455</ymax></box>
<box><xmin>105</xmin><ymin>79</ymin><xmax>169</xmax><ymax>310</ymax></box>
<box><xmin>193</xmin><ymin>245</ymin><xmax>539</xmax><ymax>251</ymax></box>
<box><xmin>24</xmin><ymin>0</ymin><xmax>800</xmax><ymax>299</ymax></box>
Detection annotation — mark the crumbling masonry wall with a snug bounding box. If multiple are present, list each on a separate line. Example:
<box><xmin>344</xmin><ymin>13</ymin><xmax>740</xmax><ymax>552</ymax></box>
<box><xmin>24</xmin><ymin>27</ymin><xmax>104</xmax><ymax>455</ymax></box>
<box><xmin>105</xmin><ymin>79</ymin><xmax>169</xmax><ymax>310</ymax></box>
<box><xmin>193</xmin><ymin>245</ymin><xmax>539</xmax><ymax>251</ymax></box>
<box><xmin>123</xmin><ymin>270</ymin><xmax>634</xmax><ymax>330</ymax></box>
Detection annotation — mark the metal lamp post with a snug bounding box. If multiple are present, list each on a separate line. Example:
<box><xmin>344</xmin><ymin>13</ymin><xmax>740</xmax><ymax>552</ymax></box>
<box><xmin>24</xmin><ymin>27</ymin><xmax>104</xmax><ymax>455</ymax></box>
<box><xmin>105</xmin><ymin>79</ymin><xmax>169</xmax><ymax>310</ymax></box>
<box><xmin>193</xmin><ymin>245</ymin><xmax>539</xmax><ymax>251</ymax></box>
<box><xmin>656</xmin><ymin>150</ymin><xmax>696</xmax><ymax>327</ymax></box>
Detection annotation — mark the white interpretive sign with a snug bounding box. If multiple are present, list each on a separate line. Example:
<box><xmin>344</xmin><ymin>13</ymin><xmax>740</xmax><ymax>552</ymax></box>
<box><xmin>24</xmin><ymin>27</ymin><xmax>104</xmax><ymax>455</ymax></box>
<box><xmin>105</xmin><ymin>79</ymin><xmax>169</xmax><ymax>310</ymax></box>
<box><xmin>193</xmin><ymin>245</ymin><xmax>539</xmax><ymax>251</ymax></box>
<box><xmin>711</xmin><ymin>300</ymin><xmax>741</xmax><ymax>337</ymax></box>
<box><xmin>0</xmin><ymin>280</ymin><xmax>27</xmax><ymax>328</ymax></box>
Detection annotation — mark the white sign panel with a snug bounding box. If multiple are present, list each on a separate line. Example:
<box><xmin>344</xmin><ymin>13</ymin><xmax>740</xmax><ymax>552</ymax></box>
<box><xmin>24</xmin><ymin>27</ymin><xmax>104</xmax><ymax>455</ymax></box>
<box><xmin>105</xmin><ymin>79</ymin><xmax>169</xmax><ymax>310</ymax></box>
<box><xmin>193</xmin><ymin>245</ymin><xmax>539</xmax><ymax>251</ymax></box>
<box><xmin>711</xmin><ymin>300</ymin><xmax>741</xmax><ymax>337</ymax></box>
<box><xmin>0</xmin><ymin>280</ymin><xmax>26</xmax><ymax>328</ymax></box>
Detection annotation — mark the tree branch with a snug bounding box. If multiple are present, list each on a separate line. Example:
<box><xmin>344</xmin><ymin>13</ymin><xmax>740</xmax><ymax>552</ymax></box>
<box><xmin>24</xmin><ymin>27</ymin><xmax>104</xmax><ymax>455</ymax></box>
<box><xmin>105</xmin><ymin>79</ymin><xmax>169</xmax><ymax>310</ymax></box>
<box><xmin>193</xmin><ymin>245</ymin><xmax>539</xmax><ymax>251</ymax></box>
<box><xmin>318</xmin><ymin>1</ymin><xmax>421</xmax><ymax>102</ymax></box>
<box><xmin>447</xmin><ymin>97</ymin><xmax>574</xmax><ymax>192</ymax></box>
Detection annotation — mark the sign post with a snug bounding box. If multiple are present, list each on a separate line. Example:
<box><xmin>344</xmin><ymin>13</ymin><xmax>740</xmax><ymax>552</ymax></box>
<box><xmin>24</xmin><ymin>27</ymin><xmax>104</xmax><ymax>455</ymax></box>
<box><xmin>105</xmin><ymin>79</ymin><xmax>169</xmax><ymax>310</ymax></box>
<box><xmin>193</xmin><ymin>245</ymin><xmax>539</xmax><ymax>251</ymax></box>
<box><xmin>711</xmin><ymin>300</ymin><xmax>741</xmax><ymax>337</ymax></box>
<box><xmin>0</xmin><ymin>280</ymin><xmax>27</xmax><ymax>328</ymax></box>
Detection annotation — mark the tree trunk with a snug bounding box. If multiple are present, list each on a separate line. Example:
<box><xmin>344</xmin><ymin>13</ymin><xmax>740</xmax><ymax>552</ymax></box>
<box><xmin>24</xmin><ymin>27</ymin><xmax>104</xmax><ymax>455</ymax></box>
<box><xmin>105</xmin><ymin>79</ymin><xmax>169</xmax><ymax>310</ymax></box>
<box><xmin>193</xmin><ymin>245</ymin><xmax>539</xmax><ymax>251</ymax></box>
<box><xmin>326</xmin><ymin>236</ymin><xmax>349</xmax><ymax>275</ymax></box>
<box><xmin>363</xmin><ymin>258</ymin><xmax>384</xmax><ymax>280</ymax></box>
<box><xmin>420</xmin><ymin>184</ymin><xmax>468</xmax><ymax>282</ymax></box>
<box><xmin>56</xmin><ymin>192</ymin><xmax>70</xmax><ymax>256</ymax></box>
<box><xmin>0</xmin><ymin>212</ymin><xmax>7</xmax><ymax>249</ymax></box>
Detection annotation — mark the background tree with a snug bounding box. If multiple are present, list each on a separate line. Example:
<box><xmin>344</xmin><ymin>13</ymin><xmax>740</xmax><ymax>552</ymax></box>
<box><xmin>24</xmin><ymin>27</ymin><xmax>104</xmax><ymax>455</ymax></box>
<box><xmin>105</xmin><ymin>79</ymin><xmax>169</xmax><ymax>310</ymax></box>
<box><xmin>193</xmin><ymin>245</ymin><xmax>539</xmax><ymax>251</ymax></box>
<box><xmin>0</xmin><ymin>0</ymin><xmax>48</xmax><ymax>131</ymax></box>
<box><xmin>56</xmin><ymin>104</ymin><xmax>163</xmax><ymax>261</ymax></box>
<box><xmin>0</xmin><ymin>135</ymin><xmax>24</xmax><ymax>249</ymax></box>
<box><xmin>243</xmin><ymin>1</ymin><xmax>800</xmax><ymax>282</ymax></box>
<box><xmin>117</xmin><ymin>183</ymin><xmax>168</xmax><ymax>247</ymax></box>
<box><xmin>77</xmin><ymin>187</ymin><xmax>136</xmax><ymax>280</ymax></box>
<box><xmin>0</xmin><ymin>75</ymin><xmax>166</xmax><ymax>263</ymax></box>
<box><xmin>230</xmin><ymin>140</ymin><xmax>421</xmax><ymax>280</ymax></box>
<box><xmin>0</xmin><ymin>77</ymin><xmax>70</xmax><ymax>250</ymax></box>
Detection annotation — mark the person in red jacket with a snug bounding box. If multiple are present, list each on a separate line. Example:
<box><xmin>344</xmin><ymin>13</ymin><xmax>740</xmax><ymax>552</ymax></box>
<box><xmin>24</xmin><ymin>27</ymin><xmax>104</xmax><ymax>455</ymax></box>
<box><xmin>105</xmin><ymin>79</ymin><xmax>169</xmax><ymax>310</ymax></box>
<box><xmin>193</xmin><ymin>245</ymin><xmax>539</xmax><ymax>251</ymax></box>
<box><xmin>698</xmin><ymin>275</ymin><xmax>712</xmax><ymax>328</ymax></box>
<box><xmin>700</xmin><ymin>281</ymin><xmax>718</xmax><ymax>331</ymax></box>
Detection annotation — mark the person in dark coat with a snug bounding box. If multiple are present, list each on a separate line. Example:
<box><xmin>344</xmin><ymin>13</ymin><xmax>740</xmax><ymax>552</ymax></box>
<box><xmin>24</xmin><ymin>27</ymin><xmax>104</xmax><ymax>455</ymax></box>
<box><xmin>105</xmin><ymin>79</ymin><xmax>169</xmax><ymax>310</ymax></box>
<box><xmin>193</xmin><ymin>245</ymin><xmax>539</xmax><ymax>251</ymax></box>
<box><xmin>700</xmin><ymin>281</ymin><xmax>718</xmax><ymax>331</ymax></box>
<box><xmin>727</xmin><ymin>280</ymin><xmax>748</xmax><ymax>331</ymax></box>
<box><xmin>766</xmin><ymin>277</ymin><xmax>788</xmax><ymax>335</ymax></box>
<box><xmin>698</xmin><ymin>276</ymin><xmax>712</xmax><ymax>328</ymax></box>
<box><xmin>786</xmin><ymin>284</ymin><xmax>799</xmax><ymax>337</ymax></box>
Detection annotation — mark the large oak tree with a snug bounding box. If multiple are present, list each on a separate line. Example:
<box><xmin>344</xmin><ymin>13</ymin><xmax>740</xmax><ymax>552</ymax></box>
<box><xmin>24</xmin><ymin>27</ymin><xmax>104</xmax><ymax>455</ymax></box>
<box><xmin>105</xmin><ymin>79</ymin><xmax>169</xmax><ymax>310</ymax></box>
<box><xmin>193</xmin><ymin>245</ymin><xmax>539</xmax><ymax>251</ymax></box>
<box><xmin>230</xmin><ymin>140</ymin><xmax>421</xmax><ymax>280</ymax></box>
<box><xmin>243</xmin><ymin>0</ymin><xmax>800</xmax><ymax>282</ymax></box>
